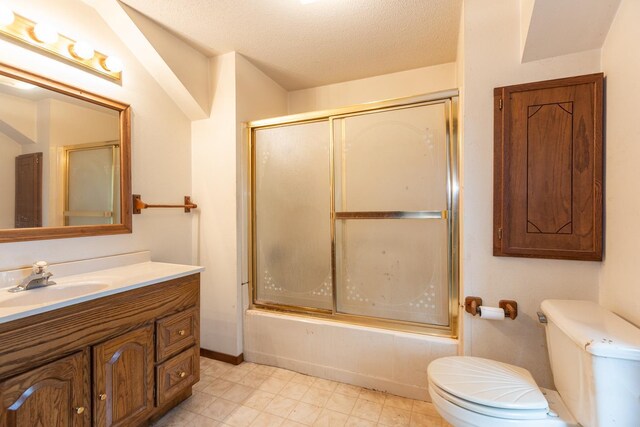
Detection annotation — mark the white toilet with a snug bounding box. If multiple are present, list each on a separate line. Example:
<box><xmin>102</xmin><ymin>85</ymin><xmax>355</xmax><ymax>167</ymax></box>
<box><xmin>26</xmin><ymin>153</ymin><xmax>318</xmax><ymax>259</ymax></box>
<box><xmin>427</xmin><ymin>299</ymin><xmax>640</xmax><ymax>427</ymax></box>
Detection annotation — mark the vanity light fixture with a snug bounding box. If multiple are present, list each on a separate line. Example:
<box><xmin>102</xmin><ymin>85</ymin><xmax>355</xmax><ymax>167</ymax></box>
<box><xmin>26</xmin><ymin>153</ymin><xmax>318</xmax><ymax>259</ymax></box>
<box><xmin>0</xmin><ymin>10</ymin><xmax>122</xmax><ymax>81</ymax></box>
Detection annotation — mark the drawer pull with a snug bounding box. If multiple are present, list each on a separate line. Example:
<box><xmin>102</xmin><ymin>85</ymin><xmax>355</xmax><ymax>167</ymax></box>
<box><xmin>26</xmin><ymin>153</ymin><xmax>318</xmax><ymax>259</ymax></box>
<box><xmin>75</xmin><ymin>407</ymin><xmax>85</xmax><ymax>415</ymax></box>
<box><xmin>99</xmin><ymin>393</ymin><xmax>107</xmax><ymax>401</ymax></box>
<box><xmin>178</xmin><ymin>329</ymin><xmax>186</xmax><ymax>336</ymax></box>
<box><xmin>178</xmin><ymin>370</ymin><xmax>186</xmax><ymax>378</ymax></box>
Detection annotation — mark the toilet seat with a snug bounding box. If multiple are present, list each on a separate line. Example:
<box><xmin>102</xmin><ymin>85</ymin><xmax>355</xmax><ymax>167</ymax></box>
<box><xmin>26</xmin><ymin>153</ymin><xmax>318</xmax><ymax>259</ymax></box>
<box><xmin>427</xmin><ymin>356</ymin><xmax>549</xmax><ymax>420</ymax></box>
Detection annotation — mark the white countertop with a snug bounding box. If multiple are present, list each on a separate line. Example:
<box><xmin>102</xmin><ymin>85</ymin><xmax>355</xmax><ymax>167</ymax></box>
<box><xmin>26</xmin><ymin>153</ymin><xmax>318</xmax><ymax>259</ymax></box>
<box><xmin>0</xmin><ymin>261</ymin><xmax>203</xmax><ymax>324</ymax></box>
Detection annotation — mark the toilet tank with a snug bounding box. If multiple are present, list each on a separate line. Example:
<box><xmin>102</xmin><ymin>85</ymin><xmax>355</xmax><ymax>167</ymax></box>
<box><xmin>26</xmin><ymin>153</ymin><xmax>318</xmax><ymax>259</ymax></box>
<box><xmin>541</xmin><ymin>300</ymin><xmax>640</xmax><ymax>427</ymax></box>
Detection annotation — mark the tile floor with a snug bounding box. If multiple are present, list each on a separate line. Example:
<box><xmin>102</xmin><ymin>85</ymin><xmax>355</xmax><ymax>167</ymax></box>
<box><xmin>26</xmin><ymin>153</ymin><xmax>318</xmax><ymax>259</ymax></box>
<box><xmin>154</xmin><ymin>357</ymin><xmax>452</xmax><ymax>427</ymax></box>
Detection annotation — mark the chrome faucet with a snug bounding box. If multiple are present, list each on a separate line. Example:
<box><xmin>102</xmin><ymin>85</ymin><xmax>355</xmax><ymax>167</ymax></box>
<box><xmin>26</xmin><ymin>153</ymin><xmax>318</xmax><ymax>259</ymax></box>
<box><xmin>8</xmin><ymin>261</ymin><xmax>56</xmax><ymax>292</ymax></box>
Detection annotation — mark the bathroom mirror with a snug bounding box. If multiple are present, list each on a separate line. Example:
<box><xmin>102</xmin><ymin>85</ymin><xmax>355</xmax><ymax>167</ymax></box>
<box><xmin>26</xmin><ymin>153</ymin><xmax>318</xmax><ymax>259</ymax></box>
<box><xmin>0</xmin><ymin>63</ymin><xmax>131</xmax><ymax>243</ymax></box>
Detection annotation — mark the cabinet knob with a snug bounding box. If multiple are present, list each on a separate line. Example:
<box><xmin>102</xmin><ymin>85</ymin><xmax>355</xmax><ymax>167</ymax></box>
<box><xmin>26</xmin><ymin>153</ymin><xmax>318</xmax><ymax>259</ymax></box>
<box><xmin>99</xmin><ymin>393</ymin><xmax>107</xmax><ymax>401</ymax></box>
<box><xmin>178</xmin><ymin>371</ymin><xmax>186</xmax><ymax>378</ymax></box>
<box><xmin>75</xmin><ymin>407</ymin><xmax>85</xmax><ymax>415</ymax></box>
<box><xmin>178</xmin><ymin>329</ymin><xmax>186</xmax><ymax>336</ymax></box>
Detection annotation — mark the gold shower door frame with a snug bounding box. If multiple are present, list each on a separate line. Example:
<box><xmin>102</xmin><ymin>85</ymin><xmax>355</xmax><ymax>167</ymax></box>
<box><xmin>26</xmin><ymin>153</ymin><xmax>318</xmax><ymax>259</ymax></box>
<box><xmin>247</xmin><ymin>90</ymin><xmax>460</xmax><ymax>338</ymax></box>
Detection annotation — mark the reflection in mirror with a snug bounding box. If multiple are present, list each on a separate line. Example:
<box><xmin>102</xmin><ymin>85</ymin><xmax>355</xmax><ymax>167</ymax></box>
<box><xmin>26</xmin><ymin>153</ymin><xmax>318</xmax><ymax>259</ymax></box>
<box><xmin>0</xmin><ymin>63</ymin><xmax>131</xmax><ymax>243</ymax></box>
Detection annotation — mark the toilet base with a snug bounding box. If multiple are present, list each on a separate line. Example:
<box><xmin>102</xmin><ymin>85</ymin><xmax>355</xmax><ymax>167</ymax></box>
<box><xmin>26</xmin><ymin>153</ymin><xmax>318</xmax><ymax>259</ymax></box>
<box><xmin>429</xmin><ymin>384</ymin><xmax>578</xmax><ymax>427</ymax></box>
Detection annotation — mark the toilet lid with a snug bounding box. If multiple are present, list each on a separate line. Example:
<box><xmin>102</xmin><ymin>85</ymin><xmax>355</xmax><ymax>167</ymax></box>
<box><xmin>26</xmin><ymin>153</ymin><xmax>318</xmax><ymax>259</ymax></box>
<box><xmin>428</xmin><ymin>357</ymin><xmax>549</xmax><ymax>412</ymax></box>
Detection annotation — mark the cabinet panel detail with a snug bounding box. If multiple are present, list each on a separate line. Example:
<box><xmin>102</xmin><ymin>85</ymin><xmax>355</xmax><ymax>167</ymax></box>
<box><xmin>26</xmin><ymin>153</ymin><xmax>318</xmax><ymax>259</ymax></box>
<box><xmin>0</xmin><ymin>351</ymin><xmax>88</xmax><ymax>427</ymax></box>
<box><xmin>94</xmin><ymin>325</ymin><xmax>154</xmax><ymax>427</ymax></box>
<box><xmin>494</xmin><ymin>73</ymin><xmax>603</xmax><ymax>260</ymax></box>
<box><xmin>156</xmin><ymin>346</ymin><xmax>199</xmax><ymax>406</ymax></box>
<box><xmin>156</xmin><ymin>307</ymin><xmax>198</xmax><ymax>362</ymax></box>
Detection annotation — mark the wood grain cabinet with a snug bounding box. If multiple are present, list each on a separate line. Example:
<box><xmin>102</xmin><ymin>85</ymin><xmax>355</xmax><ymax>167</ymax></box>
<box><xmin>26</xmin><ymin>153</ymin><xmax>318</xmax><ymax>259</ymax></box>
<box><xmin>0</xmin><ymin>351</ymin><xmax>90</xmax><ymax>426</ymax></box>
<box><xmin>0</xmin><ymin>273</ymin><xmax>200</xmax><ymax>427</ymax></box>
<box><xmin>494</xmin><ymin>73</ymin><xmax>604</xmax><ymax>261</ymax></box>
<box><xmin>93</xmin><ymin>325</ymin><xmax>155</xmax><ymax>427</ymax></box>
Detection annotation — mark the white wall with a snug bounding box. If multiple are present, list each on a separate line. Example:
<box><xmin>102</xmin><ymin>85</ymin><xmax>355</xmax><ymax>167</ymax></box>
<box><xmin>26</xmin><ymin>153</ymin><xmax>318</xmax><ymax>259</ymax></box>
<box><xmin>288</xmin><ymin>62</ymin><xmax>457</xmax><ymax>114</ymax></box>
<box><xmin>192</xmin><ymin>52</ymin><xmax>287</xmax><ymax>356</ymax></box>
<box><xmin>600</xmin><ymin>0</ymin><xmax>640</xmax><ymax>327</ymax></box>
<box><xmin>460</xmin><ymin>0</ymin><xmax>602</xmax><ymax>388</ymax></box>
<box><xmin>0</xmin><ymin>0</ymin><xmax>193</xmax><ymax>270</ymax></box>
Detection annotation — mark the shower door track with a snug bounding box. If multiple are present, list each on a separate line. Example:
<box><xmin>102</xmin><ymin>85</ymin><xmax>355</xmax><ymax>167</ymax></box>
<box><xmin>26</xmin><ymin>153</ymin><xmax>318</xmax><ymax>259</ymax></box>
<box><xmin>247</xmin><ymin>90</ymin><xmax>460</xmax><ymax>338</ymax></box>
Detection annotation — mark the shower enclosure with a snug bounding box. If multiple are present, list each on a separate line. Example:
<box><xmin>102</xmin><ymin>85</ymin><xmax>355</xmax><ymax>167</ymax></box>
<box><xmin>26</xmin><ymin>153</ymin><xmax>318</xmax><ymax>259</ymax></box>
<box><xmin>248</xmin><ymin>91</ymin><xmax>459</xmax><ymax>336</ymax></box>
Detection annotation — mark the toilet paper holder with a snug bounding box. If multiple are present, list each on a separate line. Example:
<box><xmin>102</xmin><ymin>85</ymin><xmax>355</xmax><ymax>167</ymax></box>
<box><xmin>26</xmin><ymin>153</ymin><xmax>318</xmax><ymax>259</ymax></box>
<box><xmin>464</xmin><ymin>296</ymin><xmax>518</xmax><ymax>320</ymax></box>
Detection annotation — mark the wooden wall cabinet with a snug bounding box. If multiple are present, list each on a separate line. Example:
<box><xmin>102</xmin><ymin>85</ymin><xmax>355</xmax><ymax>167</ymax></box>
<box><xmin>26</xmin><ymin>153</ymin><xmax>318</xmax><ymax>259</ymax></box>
<box><xmin>0</xmin><ymin>273</ymin><xmax>200</xmax><ymax>426</ymax></box>
<box><xmin>494</xmin><ymin>73</ymin><xmax>604</xmax><ymax>261</ymax></box>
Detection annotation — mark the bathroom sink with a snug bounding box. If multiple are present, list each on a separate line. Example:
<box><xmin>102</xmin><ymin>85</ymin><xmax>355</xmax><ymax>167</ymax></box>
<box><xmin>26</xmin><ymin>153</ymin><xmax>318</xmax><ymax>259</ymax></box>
<box><xmin>0</xmin><ymin>282</ymin><xmax>110</xmax><ymax>308</ymax></box>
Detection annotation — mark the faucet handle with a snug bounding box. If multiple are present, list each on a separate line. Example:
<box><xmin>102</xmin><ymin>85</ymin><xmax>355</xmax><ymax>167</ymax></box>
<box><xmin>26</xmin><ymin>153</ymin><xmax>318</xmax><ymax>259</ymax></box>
<box><xmin>33</xmin><ymin>261</ymin><xmax>48</xmax><ymax>274</ymax></box>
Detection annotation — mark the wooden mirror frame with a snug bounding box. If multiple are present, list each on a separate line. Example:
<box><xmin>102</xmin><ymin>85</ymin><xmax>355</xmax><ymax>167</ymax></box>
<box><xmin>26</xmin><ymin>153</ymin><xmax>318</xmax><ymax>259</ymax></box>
<box><xmin>0</xmin><ymin>63</ymin><xmax>132</xmax><ymax>243</ymax></box>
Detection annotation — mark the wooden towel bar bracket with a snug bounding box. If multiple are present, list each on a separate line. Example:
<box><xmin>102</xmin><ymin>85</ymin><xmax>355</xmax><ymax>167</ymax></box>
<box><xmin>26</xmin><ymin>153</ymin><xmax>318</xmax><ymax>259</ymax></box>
<box><xmin>132</xmin><ymin>194</ymin><xmax>198</xmax><ymax>214</ymax></box>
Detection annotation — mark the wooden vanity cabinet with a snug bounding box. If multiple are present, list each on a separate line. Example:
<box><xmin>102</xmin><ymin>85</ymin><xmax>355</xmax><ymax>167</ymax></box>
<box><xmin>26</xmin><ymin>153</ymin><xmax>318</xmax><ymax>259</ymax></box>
<box><xmin>0</xmin><ymin>273</ymin><xmax>200</xmax><ymax>427</ymax></box>
<box><xmin>93</xmin><ymin>325</ymin><xmax>155</xmax><ymax>427</ymax></box>
<box><xmin>0</xmin><ymin>351</ymin><xmax>90</xmax><ymax>427</ymax></box>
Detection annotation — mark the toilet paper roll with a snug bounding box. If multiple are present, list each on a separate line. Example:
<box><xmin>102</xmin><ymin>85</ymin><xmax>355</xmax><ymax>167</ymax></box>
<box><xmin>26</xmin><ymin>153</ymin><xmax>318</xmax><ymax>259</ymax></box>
<box><xmin>478</xmin><ymin>306</ymin><xmax>505</xmax><ymax>320</ymax></box>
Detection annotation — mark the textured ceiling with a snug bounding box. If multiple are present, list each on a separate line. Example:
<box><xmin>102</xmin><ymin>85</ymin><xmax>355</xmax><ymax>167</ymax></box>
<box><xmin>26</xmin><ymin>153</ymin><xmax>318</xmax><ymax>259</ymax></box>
<box><xmin>118</xmin><ymin>0</ymin><xmax>462</xmax><ymax>90</ymax></box>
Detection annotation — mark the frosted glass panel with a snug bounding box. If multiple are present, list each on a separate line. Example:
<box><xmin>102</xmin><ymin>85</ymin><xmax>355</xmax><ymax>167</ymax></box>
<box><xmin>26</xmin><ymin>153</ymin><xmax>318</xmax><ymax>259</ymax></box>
<box><xmin>255</xmin><ymin>121</ymin><xmax>332</xmax><ymax>309</ymax></box>
<box><xmin>336</xmin><ymin>219</ymin><xmax>449</xmax><ymax>325</ymax></box>
<box><xmin>67</xmin><ymin>146</ymin><xmax>119</xmax><ymax>226</ymax></box>
<box><xmin>334</xmin><ymin>103</ymin><xmax>447</xmax><ymax>212</ymax></box>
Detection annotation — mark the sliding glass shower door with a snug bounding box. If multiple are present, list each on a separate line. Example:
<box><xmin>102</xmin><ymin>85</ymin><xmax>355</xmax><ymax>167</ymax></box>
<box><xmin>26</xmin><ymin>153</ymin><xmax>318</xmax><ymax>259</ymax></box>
<box><xmin>250</xmin><ymin>92</ymin><xmax>458</xmax><ymax>335</ymax></box>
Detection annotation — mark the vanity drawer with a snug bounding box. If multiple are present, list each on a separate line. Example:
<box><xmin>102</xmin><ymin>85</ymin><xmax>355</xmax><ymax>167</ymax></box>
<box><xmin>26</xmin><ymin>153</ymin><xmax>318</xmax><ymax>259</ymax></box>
<box><xmin>156</xmin><ymin>346</ymin><xmax>199</xmax><ymax>406</ymax></box>
<box><xmin>156</xmin><ymin>307</ymin><xmax>198</xmax><ymax>362</ymax></box>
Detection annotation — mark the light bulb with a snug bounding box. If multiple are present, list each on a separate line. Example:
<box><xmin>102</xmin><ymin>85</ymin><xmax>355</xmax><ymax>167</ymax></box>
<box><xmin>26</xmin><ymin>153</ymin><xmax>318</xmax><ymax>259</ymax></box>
<box><xmin>103</xmin><ymin>56</ymin><xmax>123</xmax><ymax>73</ymax></box>
<box><xmin>14</xmin><ymin>81</ymin><xmax>36</xmax><ymax>90</ymax></box>
<box><xmin>0</xmin><ymin>6</ymin><xmax>14</xmax><ymax>26</ymax></box>
<box><xmin>70</xmin><ymin>40</ymin><xmax>94</xmax><ymax>60</ymax></box>
<box><xmin>32</xmin><ymin>23</ymin><xmax>59</xmax><ymax>44</ymax></box>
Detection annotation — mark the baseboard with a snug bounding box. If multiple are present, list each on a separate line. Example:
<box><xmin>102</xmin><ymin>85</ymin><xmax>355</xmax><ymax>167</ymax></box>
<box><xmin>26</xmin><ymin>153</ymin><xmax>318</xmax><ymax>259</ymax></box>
<box><xmin>200</xmin><ymin>348</ymin><xmax>244</xmax><ymax>365</ymax></box>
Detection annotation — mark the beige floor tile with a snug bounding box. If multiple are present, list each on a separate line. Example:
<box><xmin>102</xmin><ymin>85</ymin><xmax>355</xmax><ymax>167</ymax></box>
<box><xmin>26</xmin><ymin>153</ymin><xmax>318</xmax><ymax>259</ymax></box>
<box><xmin>384</xmin><ymin>395</ymin><xmax>414</xmax><ymax>411</ymax></box>
<box><xmin>272</xmin><ymin>367</ymin><xmax>297</xmax><ymax>381</ymax></box>
<box><xmin>253</xmin><ymin>365</ymin><xmax>278</xmax><ymax>376</ymax></box>
<box><xmin>224</xmin><ymin>406</ymin><xmax>261</xmax><ymax>427</ymax></box>
<box><xmin>226</xmin><ymin>384</ymin><xmax>256</xmax><ymax>403</ymax></box>
<box><xmin>357</xmin><ymin>390</ymin><xmax>385</xmax><ymax>405</ymax></box>
<box><xmin>290</xmin><ymin>373</ymin><xmax>316</xmax><ymax>387</ymax></box>
<box><xmin>334</xmin><ymin>384</ymin><xmax>361</xmax><ymax>398</ymax></box>
<box><xmin>200</xmin><ymin>357</ymin><xmax>218</xmax><ymax>370</ymax></box>
<box><xmin>180</xmin><ymin>391</ymin><xmax>218</xmax><ymax>414</ymax></box>
<box><xmin>300</xmin><ymin>387</ymin><xmax>332</xmax><ymax>407</ymax></box>
<box><xmin>203</xmin><ymin>379</ymin><xmax>236</xmax><ymax>397</ymax></box>
<box><xmin>325</xmin><ymin>393</ymin><xmax>357</xmax><ymax>415</ymax></box>
<box><xmin>233</xmin><ymin>362</ymin><xmax>258</xmax><ymax>374</ymax></box>
<box><xmin>195</xmin><ymin>374</ymin><xmax>217</xmax><ymax>392</ymax></box>
<box><xmin>344</xmin><ymin>416</ymin><xmax>376</xmax><ymax>427</ymax></box>
<box><xmin>244</xmin><ymin>390</ymin><xmax>276</xmax><ymax>411</ymax></box>
<box><xmin>279</xmin><ymin>382</ymin><xmax>310</xmax><ymax>400</ymax></box>
<box><xmin>378</xmin><ymin>405</ymin><xmax>411</xmax><ymax>426</ymax></box>
<box><xmin>190</xmin><ymin>414</ymin><xmax>222</xmax><ymax>426</ymax></box>
<box><xmin>250</xmin><ymin>412</ymin><xmax>286</xmax><ymax>427</ymax></box>
<box><xmin>202</xmin><ymin>398</ymin><xmax>239</xmax><ymax>421</ymax></box>
<box><xmin>154</xmin><ymin>407</ymin><xmax>194</xmax><ymax>427</ymax></box>
<box><xmin>411</xmin><ymin>401</ymin><xmax>440</xmax><ymax>417</ymax></box>
<box><xmin>220</xmin><ymin>369</ymin><xmax>249</xmax><ymax>384</ymax></box>
<box><xmin>241</xmin><ymin>372</ymin><xmax>270</xmax><ymax>388</ymax></box>
<box><xmin>205</xmin><ymin>363</ymin><xmax>233</xmax><ymax>378</ymax></box>
<box><xmin>281</xmin><ymin>420</ymin><xmax>307</xmax><ymax>427</ymax></box>
<box><xmin>350</xmin><ymin>399</ymin><xmax>382</xmax><ymax>423</ymax></box>
<box><xmin>288</xmin><ymin>401</ymin><xmax>322</xmax><ymax>425</ymax></box>
<box><xmin>259</xmin><ymin>377</ymin><xmax>289</xmax><ymax>394</ymax></box>
<box><xmin>312</xmin><ymin>378</ymin><xmax>338</xmax><ymax>392</ymax></box>
<box><xmin>409</xmin><ymin>413</ymin><xmax>443</xmax><ymax>427</ymax></box>
<box><xmin>264</xmin><ymin>395</ymin><xmax>298</xmax><ymax>418</ymax></box>
<box><xmin>312</xmin><ymin>409</ymin><xmax>349</xmax><ymax>427</ymax></box>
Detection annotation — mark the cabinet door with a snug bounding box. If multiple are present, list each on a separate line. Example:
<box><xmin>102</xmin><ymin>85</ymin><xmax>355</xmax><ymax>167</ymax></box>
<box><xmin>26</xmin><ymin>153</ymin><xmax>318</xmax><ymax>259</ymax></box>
<box><xmin>494</xmin><ymin>73</ymin><xmax>603</xmax><ymax>260</ymax></box>
<box><xmin>93</xmin><ymin>325</ymin><xmax>154</xmax><ymax>427</ymax></box>
<box><xmin>0</xmin><ymin>351</ymin><xmax>89</xmax><ymax>426</ymax></box>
